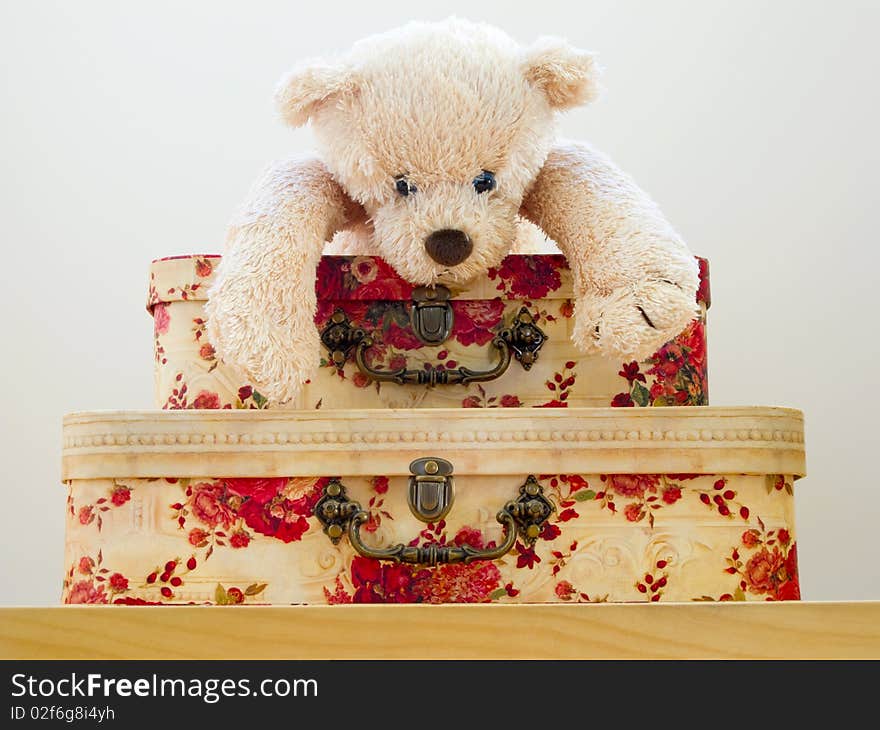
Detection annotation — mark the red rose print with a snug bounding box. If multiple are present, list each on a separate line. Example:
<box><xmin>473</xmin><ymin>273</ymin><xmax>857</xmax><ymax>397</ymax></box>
<box><xmin>351</xmin><ymin>560</ymin><xmax>383</xmax><ymax>587</ymax></box>
<box><xmin>78</xmin><ymin>505</ymin><xmax>95</xmax><ymax>525</ymax></box>
<box><xmin>776</xmin><ymin>578</ymin><xmax>800</xmax><ymax>601</ymax></box>
<box><xmin>371</xmin><ymin>476</ymin><xmax>389</xmax><ymax>494</ymax></box>
<box><xmin>230</xmin><ymin>531</ymin><xmax>251</xmax><ymax>549</ymax></box>
<box><xmin>323</xmin><ymin>577</ymin><xmax>352</xmax><ymax>605</ymax></box>
<box><xmin>195</xmin><ymin>257</ymin><xmax>214</xmax><ymax>278</ymax></box>
<box><xmin>606</xmin><ymin>474</ymin><xmax>660</xmax><ymax>498</ymax></box>
<box><xmin>488</xmin><ymin>255</ymin><xmax>564</xmax><ymax>299</ymax></box>
<box><xmin>153</xmin><ymin>303</ymin><xmax>171</xmax><ymax>335</ymax></box>
<box><xmin>555</xmin><ymin>580</ymin><xmax>576</xmax><ymax>600</ymax></box>
<box><xmin>681</xmin><ymin>320</ymin><xmax>706</xmax><ymax>367</ymax></box>
<box><xmin>315</xmin><ymin>257</ymin><xmax>349</xmax><ymax>299</ymax></box>
<box><xmin>352</xmin><ymin>371</ymin><xmax>371</xmax><ymax>388</ymax></box>
<box><xmin>785</xmin><ymin>543</ymin><xmax>799</xmax><ymax>583</ymax></box>
<box><xmin>223</xmin><ymin>478</ymin><xmax>289</xmax><ymax>501</ymax></box>
<box><xmin>540</xmin><ymin>523</ymin><xmax>561</xmax><ymax>541</ymax></box>
<box><xmin>382</xmin><ymin>564</ymin><xmax>415</xmax><ymax>602</ymax></box>
<box><xmin>661</xmin><ymin>486</ymin><xmax>682</xmax><ymax>504</ymax></box>
<box><xmin>238</xmin><ymin>385</ymin><xmax>253</xmax><ymax>401</ymax></box>
<box><xmin>78</xmin><ymin>557</ymin><xmax>95</xmax><ymax>575</ymax></box>
<box><xmin>226</xmin><ymin>587</ymin><xmax>245</xmax><ymax>604</ymax></box>
<box><xmin>515</xmin><ymin>543</ymin><xmax>541</xmax><ymax>569</ymax></box>
<box><xmin>462</xmin><ymin>395</ymin><xmax>482</xmax><ymax>408</ymax></box>
<box><xmin>188</xmin><ymin>528</ymin><xmax>208</xmax><ymax>546</ymax></box>
<box><xmin>566</xmin><ymin>474</ymin><xmax>589</xmax><ymax>491</ymax></box>
<box><xmin>624</xmin><ymin>503</ymin><xmax>643</xmax><ymax>522</ymax></box>
<box><xmin>113</xmin><ymin>597</ymin><xmax>163</xmax><ymax>605</ymax></box>
<box><xmin>451</xmin><ymin>300</ymin><xmax>505</xmax><ymax>346</ymax></box>
<box><xmin>226</xmin><ymin>477</ymin><xmax>324</xmax><ymax>545</ymax></box>
<box><xmin>199</xmin><ymin>343</ymin><xmax>216</xmax><ymax>360</ymax></box>
<box><xmin>411</xmin><ymin>562</ymin><xmax>501</xmax><ymax>603</ymax></box>
<box><xmin>453</xmin><ymin>526</ymin><xmax>485</xmax><ymax>550</ymax></box>
<box><xmin>499</xmin><ymin>394</ymin><xmax>522</xmax><ymax>407</ymax></box>
<box><xmin>744</xmin><ymin>548</ymin><xmax>784</xmax><ymax>594</ymax></box>
<box><xmin>190</xmin><ymin>482</ymin><xmax>233</xmax><ymax>528</ymax></box>
<box><xmin>238</xmin><ymin>499</ymin><xmax>310</xmax><ymax>543</ymax></box>
<box><xmin>66</xmin><ymin>580</ymin><xmax>108</xmax><ymax>605</ymax></box>
<box><xmin>345</xmin><ymin>553</ymin><xmax>504</xmax><ymax>604</ymax></box>
<box><xmin>741</xmin><ymin>529</ymin><xmax>761</xmax><ymax>548</ymax></box>
<box><xmin>388</xmin><ymin>354</ymin><xmax>407</xmax><ymax>370</ymax></box>
<box><xmin>192</xmin><ymin>390</ymin><xmax>221</xmax><ymax>409</ymax></box>
<box><xmin>777</xmin><ymin>528</ymin><xmax>791</xmax><ymax>545</ymax></box>
<box><xmin>697</xmin><ymin>257</ymin><xmax>710</xmax><ymax>306</ymax></box>
<box><xmin>618</xmin><ymin>361</ymin><xmax>646</xmax><ymax>384</ymax></box>
<box><xmin>351</xmin><ymin>258</ymin><xmax>414</xmax><ymax>300</ymax></box>
<box><xmin>351</xmin><ymin>256</ymin><xmax>379</xmax><ymax>284</ymax></box>
<box><xmin>111</xmin><ymin>486</ymin><xmax>131</xmax><ymax>506</ymax></box>
<box><xmin>109</xmin><ymin>573</ymin><xmax>129</xmax><ymax>592</ymax></box>
<box><xmin>644</xmin><ymin>318</ymin><xmax>708</xmax><ymax>406</ymax></box>
<box><xmin>611</xmin><ymin>392</ymin><xmax>634</xmax><ymax>407</ymax></box>
<box><xmin>383</xmin><ymin>321</ymin><xmax>423</xmax><ymax>350</ymax></box>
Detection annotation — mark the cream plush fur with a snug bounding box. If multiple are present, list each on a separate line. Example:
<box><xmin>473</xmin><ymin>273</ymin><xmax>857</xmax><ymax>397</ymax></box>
<box><xmin>206</xmin><ymin>18</ymin><xmax>698</xmax><ymax>404</ymax></box>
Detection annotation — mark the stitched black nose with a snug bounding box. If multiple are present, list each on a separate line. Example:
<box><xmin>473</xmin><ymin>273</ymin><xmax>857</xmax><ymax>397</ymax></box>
<box><xmin>425</xmin><ymin>229</ymin><xmax>473</xmax><ymax>267</ymax></box>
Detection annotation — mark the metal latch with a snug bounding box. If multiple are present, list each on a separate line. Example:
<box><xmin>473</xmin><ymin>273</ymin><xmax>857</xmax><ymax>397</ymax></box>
<box><xmin>411</xmin><ymin>286</ymin><xmax>454</xmax><ymax>345</ymax></box>
<box><xmin>408</xmin><ymin>457</ymin><xmax>454</xmax><ymax>523</ymax></box>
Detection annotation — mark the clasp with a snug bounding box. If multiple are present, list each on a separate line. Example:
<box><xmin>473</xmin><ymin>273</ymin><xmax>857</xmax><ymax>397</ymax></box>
<box><xmin>408</xmin><ymin>457</ymin><xmax>455</xmax><ymax>523</ymax></box>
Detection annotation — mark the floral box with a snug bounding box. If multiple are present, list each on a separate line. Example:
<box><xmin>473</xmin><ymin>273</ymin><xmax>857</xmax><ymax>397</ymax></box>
<box><xmin>148</xmin><ymin>254</ymin><xmax>710</xmax><ymax>410</ymax></box>
<box><xmin>61</xmin><ymin>406</ymin><xmax>804</xmax><ymax>605</ymax></box>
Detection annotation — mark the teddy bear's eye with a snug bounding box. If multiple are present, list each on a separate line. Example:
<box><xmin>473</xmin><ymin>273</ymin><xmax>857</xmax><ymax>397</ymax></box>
<box><xmin>395</xmin><ymin>176</ymin><xmax>416</xmax><ymax>197</ymax></box>
<box><xmin>472</xmin><ymin>170</ymin><xmax>496</xmax><ymax>194</ymax></box>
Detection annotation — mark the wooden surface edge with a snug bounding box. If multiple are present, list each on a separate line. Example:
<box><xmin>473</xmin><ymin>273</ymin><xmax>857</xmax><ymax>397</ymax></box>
<box><xmin>0</xmin><ymin>602</ymin><xmax>877</xmax><ymax>660</ymax></box>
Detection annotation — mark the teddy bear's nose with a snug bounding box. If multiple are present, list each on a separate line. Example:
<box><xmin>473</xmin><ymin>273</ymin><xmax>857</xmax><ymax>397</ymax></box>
<box><xmin>425</xmin><ymin>229</ymin><xmax>473</xmax><ymax>267</ymax></box>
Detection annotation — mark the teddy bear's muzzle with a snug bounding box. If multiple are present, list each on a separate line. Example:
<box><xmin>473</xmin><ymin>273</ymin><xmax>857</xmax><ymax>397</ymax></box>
<box><xmin>425</xmin><ymin>229</ymin><xmax>473</xmax><ymax>267</ymax></box>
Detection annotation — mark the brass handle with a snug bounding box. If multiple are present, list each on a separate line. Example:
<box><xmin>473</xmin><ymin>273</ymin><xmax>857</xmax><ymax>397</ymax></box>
<box><xmin>348</xmin><ymin>508</ymin><xmax>518</xmax><ymax>565</ymax></box>
<box><xmin>355</xmin><ymin>333</ymin><xmax>511</xmax><ymax>386</ymax></box>
<box><xmin>321</xmin><ymin>306</ymin><xmax>547</xmax><ymax>387</ymax></box>
<box><xmin>315</xmin><ymin>476</ymin><xmax>555</xmax><ymax>567</ymax></box>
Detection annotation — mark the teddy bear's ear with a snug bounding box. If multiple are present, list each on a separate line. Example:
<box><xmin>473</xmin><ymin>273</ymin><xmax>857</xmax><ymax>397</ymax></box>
<box><xmin>274</xmin><ymin>60</ymin><xmax>359</xmax><ymax>127</ymax></box>
<box><xmin>521</xmin><ymin>38</ymin><xmax>601</xmax><ymax>110</ymax></box>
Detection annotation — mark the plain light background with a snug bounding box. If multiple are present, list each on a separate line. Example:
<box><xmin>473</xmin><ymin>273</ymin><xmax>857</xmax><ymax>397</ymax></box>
<box><xmin>1</xmin><ymin>1</ymin><xmax>877</xmax><ymax>605</ymax></box>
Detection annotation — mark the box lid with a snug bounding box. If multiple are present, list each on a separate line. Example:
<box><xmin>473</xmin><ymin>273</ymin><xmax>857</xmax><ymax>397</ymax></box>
<box><xmin>62</xmin><ymin>406</ymin><xmax>802</xmax><ymax>480</ymax></box>
<box><xmin>147</xmin><ymin>254</ymin><xmax>710</xmax><ymax>308</ymax></box>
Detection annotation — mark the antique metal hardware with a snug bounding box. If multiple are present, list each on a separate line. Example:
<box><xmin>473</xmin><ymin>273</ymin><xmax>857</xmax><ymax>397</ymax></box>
<box><xmin>320</xmin><ymin>311</ymin><xmax>367</xmax><ymax>368</ymax></box>
<box><xmin>319</xmin><ymin>305</ymin><xmax>547</xmax><ymax>386</ymax></box>
<box><xmin>504</xmin><ymin>307</ymin><xmax>546</xmax><ymax>371</ymax></box>
<box><xmin>408</xmin><ymin>457</ymin><xmax>454</xmax><ymax>522</ymax></box>
<box><xmin>411</xmin><ymin>286</ymin><xmax>454</xmax><ymax>345</ymax></box>
<box><xmin>356</xmin><ymin>332</ymin><xmax>510</xmax><ymax>386</ymax></box>
<box><xmin>314</xmin><ymin>474</ymin><xmax>555</xmax><ymax>567</ymax></box>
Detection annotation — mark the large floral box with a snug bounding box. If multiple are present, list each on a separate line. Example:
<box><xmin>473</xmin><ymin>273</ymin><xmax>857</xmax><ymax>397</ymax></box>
<box><xmin>148</xmin><ymin>254</ymin><xmax>710</xmax><ymax>410</ymax></box>
<box><xmin>61</xmin><ymin>407</ymin><xmax>803</xmax><ymax>605</ymax></box>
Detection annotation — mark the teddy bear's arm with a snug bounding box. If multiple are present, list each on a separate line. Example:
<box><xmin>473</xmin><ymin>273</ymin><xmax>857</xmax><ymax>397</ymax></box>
<box><xmin>205</xmin><ymin>154</ymin><xmax>365</xmax><ymax>404</ymax></box>
<box><xmin>520</xmin><ymin>141</ymin><xmax>699</xmax><ymax>359</ymax></box>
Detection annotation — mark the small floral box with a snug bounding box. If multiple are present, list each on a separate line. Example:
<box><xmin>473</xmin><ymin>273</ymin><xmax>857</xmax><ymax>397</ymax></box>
<box><xmin>147</xmin><ymin>254</ymin><xmax>710</xmax><ymax>410</ymax></box>
<box><xmin>61</xmin><ymin>406</ymin><xmax>803</xmax><ymax>605</ymax></box>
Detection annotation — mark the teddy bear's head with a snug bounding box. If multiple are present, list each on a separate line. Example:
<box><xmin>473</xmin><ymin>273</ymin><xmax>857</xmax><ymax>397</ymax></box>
<box><xmin>274</xmin><ymin>18</ymin><xmax>599</xmax><ymax>285</ymax></box>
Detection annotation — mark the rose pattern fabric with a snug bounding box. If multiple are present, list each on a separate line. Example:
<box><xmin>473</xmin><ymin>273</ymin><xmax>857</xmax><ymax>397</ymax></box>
<box><xmin>149</xmin><ymin>254</ymin><xmax>709</xmax><ymax>410</ymax></box>
<box><xmin>63</xmin><ymin>471</ymin><xmax>799</xmax><ymax>605</ymax></box>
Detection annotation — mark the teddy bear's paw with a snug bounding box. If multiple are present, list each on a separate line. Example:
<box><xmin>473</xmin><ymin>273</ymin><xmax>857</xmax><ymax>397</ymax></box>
<box><xmin>572</xmin><ymin>280</ymin><xmax>698</xmax><ymax>361</ymax></box>
<box><xmin>237</xmin><ymin>333</ymin><xmax>321</xmax><ymax>406</ymax></box>
<box><xmin>205</xmin><ymin>295</ymin><xmax>321</xmax><ymax>406</ymax></box>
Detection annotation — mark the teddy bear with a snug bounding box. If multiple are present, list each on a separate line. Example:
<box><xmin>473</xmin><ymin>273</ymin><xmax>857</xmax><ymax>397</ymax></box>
<box><xmin>206</xmin><ymin>18</ymin><xmax>699</xmax><ymax>404</ymax></box>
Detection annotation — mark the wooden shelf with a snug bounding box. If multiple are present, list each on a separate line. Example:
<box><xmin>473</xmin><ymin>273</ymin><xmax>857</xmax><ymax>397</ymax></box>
<box><xmin>1</xmin><ymin>602</ymin><xmax>878</xmax><ymax>659</ymax></box>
